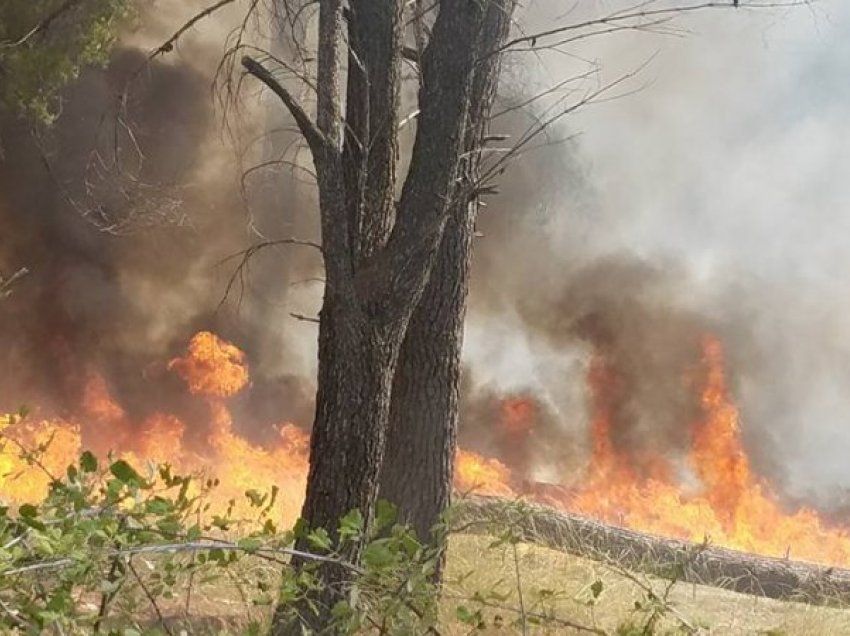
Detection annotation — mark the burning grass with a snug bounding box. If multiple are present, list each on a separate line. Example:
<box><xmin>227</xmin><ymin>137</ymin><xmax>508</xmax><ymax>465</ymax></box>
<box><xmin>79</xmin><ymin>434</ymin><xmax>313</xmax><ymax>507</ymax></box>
<box><xmin>4</xmin><ymin>329</ymin><xmax>850</xmax><ymax>572</ymax></box>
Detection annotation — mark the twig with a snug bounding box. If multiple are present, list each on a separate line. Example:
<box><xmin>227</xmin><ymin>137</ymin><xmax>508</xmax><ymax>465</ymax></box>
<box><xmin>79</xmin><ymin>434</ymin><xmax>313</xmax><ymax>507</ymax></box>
<box><xmin>443</xmin><ymin>592</ymin><xmax>606</xmax><ymax>634</ymax></box>
<box><xmin>148</xmin><ymin>0</ymin><xmax>238</xmax><ymax>60</ymax></box>
<box><xmin>0</xmin><ymin>596</ymin><xmax>30</xmax><ymax>629</ymax></box>
<box><xmin>127</xmin><ymin>557</ymin><xmax>174</xmax><ymax>636</ymax></box>
<box><xmin>495</xmin><ymin>1</ymin><xmax>813</xmax><ymax>55</ymax></box>
<box><xmin>511</xmin><ymin>542</ymin><xmax>529</xmax><ymax>636</ymax></box>
<box><xmin>0</xmin><ymin>267</ymin><xmax>28</xmax><ymax>299</ymax></box>
<box><xmin>290</xmin><ymin>312</ymin><xmax>320</xmax><ymax>324</ymax></box>
<box><xmin>2</xmin><ymin>541</ymin><xmax>361</xmax><ymax>577</ymax></box>
<box><xmin>216</xmin><ymin>238</ymin><xmax>322</xmax><ymax>312</ymax></box>
<box><xmin>241</xmin><ymin>56</ymin><xmax>327</xmax><ymax>154</ymax></box>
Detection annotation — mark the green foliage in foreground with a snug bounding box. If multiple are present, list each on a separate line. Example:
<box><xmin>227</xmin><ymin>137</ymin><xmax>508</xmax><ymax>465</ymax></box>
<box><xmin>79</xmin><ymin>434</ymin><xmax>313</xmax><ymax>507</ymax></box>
<box><xmin>0</xmin><ymin>0</ymin><xmax>131</xmax><ymax>125</ymax></box>
<box><xmin>0</xmin><ymin>414</ymin><xmax>697</xmax><ymax>635</ymax></box>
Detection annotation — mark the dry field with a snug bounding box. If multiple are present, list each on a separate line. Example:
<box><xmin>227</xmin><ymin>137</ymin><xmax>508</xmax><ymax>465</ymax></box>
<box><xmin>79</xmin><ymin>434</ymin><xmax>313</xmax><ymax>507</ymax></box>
<box><xmin>146</xmin><ymin>533</ymin><xmax>850</xmax><ymax>635</ymax></box>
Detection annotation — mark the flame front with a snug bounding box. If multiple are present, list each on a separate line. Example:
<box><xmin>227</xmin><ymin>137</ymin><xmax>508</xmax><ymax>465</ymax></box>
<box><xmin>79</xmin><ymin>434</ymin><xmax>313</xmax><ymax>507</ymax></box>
<box><xmin>0</xmin><ymin>331</ymin><xmax>307</xmax><ymax>525</ymax></box>
<box><xmin>457</xmin><ymin>335</ymin><xmax>850</xmax><ymax>566</ymax></box>
<box><xmin>3</xmin><ymin>330</ymin><xmax>850</xmax><ymax>567</ymax></box>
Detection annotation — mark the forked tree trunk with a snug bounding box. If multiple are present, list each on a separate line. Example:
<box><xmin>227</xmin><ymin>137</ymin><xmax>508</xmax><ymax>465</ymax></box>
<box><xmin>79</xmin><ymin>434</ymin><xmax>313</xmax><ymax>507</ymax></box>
<box><xmin>379</xmin><ymin>0</ymin><xmax>516</xmax><ymax>555</ymax></box>
<box><xmin>263</xmin><ymin>1</ymin><xmax>499</xmax><ymax>633</ymax></box>
<box><xmin>379</xmin><ymin>206</ymin><xmax>474</xmax><ymax>543</ymax></box>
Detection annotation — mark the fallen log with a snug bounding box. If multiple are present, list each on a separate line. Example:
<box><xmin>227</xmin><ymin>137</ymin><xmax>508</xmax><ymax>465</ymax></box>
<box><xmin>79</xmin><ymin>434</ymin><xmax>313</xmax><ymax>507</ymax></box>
<box><xmin>453</xmin><ymin>496</ymin><xmax>850</xmax><ymax>606</ymax></box>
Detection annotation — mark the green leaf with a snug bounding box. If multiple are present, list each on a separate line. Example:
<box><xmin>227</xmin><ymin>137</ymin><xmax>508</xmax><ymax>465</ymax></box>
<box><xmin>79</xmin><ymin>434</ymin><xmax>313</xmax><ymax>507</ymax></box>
<box><xmin>238</xmin><ymin>537</ymin><xmax>263</xmax><ymax>552</ymax></box>
<box><xmin>455</xmin><ymin>605</ymin><xmax>484</xmax><ymax>627</ymax></box>
<box><xmin>338</xmin><ymin>509</ymin><xmax>363</xmax><ymax>542</ymax></box>
<box><xmin>18</xmin><ymin>503</ymin><xmax>38</xmax><ymax>518</ymax></box>
<box><xmin>361</xmin><ymin>540</ymin><xmax>395</xmax><ymax>569</ymax></box>
<box><xmin>80</xmin><ymin>451</ymin><xmax>98</xmax><ymax>473</ymax></box>
<box><xmin>109</xmin><ymin>459</ymin><xmax>142</xmax><ymax>485</ymax></box>
<box><xmin>144</xmin><ymin>497</ymin><xmax>173</xmax><ymax>515</ymax></box>
<box><xmin>306</xmin><ymin>528</ymin><xmax>332</xmax><ymax>552</ymax></box>
<box><xmin>591</xmin><ymin>579</ymin><xmax>604</xmax><ymax>599</ymax></box>
<box><xmin>245</xmin><ymin>489</ymin><xmax>266</xmax><ymax>507</ymax></box>
<box><xmin>374</xmin><ymin>499</ymin><xmax>397</xmax><ymax>532</ymax></box>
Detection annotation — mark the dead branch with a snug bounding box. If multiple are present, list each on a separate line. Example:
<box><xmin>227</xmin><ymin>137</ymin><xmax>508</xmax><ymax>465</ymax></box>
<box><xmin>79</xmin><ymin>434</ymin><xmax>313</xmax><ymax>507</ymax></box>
<box><xmin>148</xmin><ymin>0</ymin><xmax>239</xmax><ymax>60</ymax></box>
<box><xmin>3</xmin><ymin>540</ymin><xmax>361</xmax><ymax>577</ymax></box>
<box><xmin>0</xmin><ymin>267</ymin><xmax>28</xmax><ymax>299</ymax></box>
<box><xmin>456</xmin><ymin>496</ymin><xmax>850</xmax><ymax>606</ymax></box>
<box><xmin>241</xmin><ymin>55</ymin><xmax>327</xmax><ymax>155</ymax></box>
<box><xmin>495</xmin><ymin>1</ymin><xmax>814</xmax><ymax>55</ymax></box>
<box><xmin>0</xmin><ymin>0</ymin><xmax>86</xmax><ymax>49</ymax></box>
<box><xmin>290</xmin><ymin>312</ymin><xmax>320</xmax><ymax>324</ymax></box>
<box><xmin>216</xmin><ymin>237</ymin><xmax>322</xmax><ymax>312</ymax></box>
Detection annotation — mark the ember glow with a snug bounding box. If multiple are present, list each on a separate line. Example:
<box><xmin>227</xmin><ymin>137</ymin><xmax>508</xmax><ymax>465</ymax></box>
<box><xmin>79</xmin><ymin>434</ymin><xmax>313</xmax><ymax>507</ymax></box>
<box><xmin>2</xmin><ymin>330</ymin><xmax>850</xmax><ymax>566</ymax></box>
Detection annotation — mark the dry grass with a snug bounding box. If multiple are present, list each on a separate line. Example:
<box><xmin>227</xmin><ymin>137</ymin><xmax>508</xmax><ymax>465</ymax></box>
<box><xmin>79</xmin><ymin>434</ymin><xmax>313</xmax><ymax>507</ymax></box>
<box><xmin>144</xmin><ymin>534</ymin><xmax>850</xmax><ymax>634</ymax></box>
<box><xmin>443</xmin><ymin>534</ymin><xmax>850</xmax><ymax>635</ymax></box>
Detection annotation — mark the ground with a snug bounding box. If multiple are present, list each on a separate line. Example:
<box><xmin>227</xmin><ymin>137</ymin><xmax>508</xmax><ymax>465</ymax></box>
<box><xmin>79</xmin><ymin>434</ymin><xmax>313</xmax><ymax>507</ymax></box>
<box><xmin>144</xmin><ymin>534</ymin><xmax>850</xmax><ymax>635</ymax></box>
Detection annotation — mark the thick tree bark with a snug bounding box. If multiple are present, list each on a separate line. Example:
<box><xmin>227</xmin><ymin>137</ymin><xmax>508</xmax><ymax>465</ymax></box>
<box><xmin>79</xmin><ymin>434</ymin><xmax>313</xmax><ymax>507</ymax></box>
<box><xmin>379</xmin><ymin>0</ymin><xmax>516</xmax><ymax>550</ymax></box>
<box><xmin>267</xmin><ymin>1</ymin><xmax>497</xmax><ymax>633</ymax></box>
<box><xmin>342</xmin><ymin>0</ymin><xmax>403</xmax><ymax>264</ymax></box>
<box><xmin>379</xmin><ymin>206</ymin><xmax>473</xmax><ymax>543</ymax></box>
<box><xmin>296</xmin><ymin>0</ymin><xmax>488</xmax><ymax>541</ymax></box>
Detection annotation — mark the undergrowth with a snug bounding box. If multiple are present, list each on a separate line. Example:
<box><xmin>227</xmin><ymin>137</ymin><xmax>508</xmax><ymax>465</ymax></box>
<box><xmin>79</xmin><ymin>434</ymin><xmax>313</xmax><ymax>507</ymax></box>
<box><xmin>0</xmin><ymin>408</ymin><xmax>699</xmax><ymax>635</ymax></box>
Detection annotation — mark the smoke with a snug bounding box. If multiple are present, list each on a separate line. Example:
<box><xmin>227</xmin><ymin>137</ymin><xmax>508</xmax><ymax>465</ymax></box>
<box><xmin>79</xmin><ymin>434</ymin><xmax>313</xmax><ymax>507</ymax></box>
<box><xmin>0</xmin><ymin>1</ymin><xmax>319</xmax><ymax>445</ymax></box>
<box><xmin>2</xmin><ymin>0</ymin><xmax>849</xmax><ymax>512</ymax></box>
<box><xmin>461</xmin><ymin>0</ymin><xmax>850</xmax><ymax>508</ymax></box>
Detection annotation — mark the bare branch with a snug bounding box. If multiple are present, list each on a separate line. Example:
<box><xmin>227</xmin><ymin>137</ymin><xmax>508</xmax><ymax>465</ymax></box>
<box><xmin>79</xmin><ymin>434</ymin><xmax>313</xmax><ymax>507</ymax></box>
<box><xmin>241</xmin><ymin>56</ymin><xmax>327</xmax><ymax>154</ymax></box>
<box><xmin>3</xmin><ymin>540</ymin><xmax>361</xmax><ymax>577</ymax></box>
<box><xmin>147</xmin><ymin>0</ymin><xmax>239</xmax><ymax>61</ymax></box>
<box><xmin>217</xmin><ymin>238</ymin><xmax>323</xmax><ymax>312</ymax></box>
<box><xmin>496</xmin><ymin>1</ymin><xmax>813</xmax><ymax>54</ymax></box>
<box><xmin>0</xmin><ymin>0</ymin><xmax>86</xmax><ymax>49</ymax></box>
<box><xmin>0</xmin><ymin>267</ymin><xmax>28</xmax><ymax>300</ymax></box>
<box><xmin>290</xmin><ymin>312</ymin><xmax>320</xmax><ymax>324</ymax></box>
<box><xmin>127</xmin><ymin>558</ymin><xmax>174</xmax><ymax>636</ymax></box>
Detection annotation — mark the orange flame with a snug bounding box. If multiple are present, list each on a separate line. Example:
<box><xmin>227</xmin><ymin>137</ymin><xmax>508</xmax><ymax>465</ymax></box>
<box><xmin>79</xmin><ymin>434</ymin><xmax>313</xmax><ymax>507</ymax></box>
<box><xmin>4</xmin><ymin>330</ymin><xmax>850</xmax><ymax>567</ymax></box>
<box><xmin>168</xmin><ymin>331</ymin><xmax>249</xmax><ymax>398</ymax></box>
<box><xmin>459</xmin><ymin>335</ymin><xmax>850</xmax><ymax>566</ymax></box>
<box><xmin>0</xmin><ymin>332</ymin><xmax>305</xmax><ymax>525</ymax></box>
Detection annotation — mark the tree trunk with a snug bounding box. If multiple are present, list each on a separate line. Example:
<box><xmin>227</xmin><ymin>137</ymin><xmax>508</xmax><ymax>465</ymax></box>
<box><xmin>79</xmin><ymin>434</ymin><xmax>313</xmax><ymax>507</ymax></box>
<box><xmin>379</xmin><ymin>205</ymin><xmax>473</xmax><ymax>543</ymax></box>
<box><xmin>267</xmin><ymin>1</ymin><xmax>497</xmax><ymax>632</ymax></box>
<box><xmin>379</xmin><ymin>0</ymin><xmax>516</xmax><ymax>554</ymax></box>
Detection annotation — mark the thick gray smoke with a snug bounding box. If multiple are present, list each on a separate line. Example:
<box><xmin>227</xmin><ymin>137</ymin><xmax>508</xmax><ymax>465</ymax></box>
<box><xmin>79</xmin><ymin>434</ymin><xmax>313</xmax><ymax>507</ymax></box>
<box><xmin>0</xmin><ymin>2</ymin><xmax>319</xmax><ymax>445</ymax></box>
<box><xmin>462</xmin><ymin>0</ymin><xmax>850</xmax><ymax>509</ymax></box>
<box><xmin>1</xmin><ymin>0</ymin><xmax>849</xmax><ymax>512</ymax></box>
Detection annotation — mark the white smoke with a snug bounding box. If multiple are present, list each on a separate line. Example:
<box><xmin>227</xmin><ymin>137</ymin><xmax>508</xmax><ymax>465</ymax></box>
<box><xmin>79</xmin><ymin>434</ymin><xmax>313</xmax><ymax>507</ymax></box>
<box><xmin>465</xmin><ymin>0</ymin><xmax>850</xmax><ymax>504</ymax></box>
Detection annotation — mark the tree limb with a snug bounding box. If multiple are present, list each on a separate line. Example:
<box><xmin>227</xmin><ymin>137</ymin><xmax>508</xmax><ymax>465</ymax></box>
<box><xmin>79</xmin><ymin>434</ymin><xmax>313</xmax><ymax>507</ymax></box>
<box><xmin>241</xmin><ymin>56</ymin><xmax>327</xmax><ymax>154</ymax></box>
<box><xmin>456</xmin><ymin>496</ymin><xmax>850</xmax><ymax>606</ymax></box>
<box><xmin>148</xmin><ymin>0</ymin><xmax>239</xmax><ymax>60</ymax></box>
<box><xmin>495</xmin><ymin>1</ymin><xmax>813</xmax><ymax>55</ymax></box>
<box><xmin>0</xmin><ymin>0</ymin><xmax>86</xmax><ymax>49</ymax></box>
